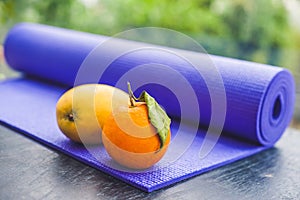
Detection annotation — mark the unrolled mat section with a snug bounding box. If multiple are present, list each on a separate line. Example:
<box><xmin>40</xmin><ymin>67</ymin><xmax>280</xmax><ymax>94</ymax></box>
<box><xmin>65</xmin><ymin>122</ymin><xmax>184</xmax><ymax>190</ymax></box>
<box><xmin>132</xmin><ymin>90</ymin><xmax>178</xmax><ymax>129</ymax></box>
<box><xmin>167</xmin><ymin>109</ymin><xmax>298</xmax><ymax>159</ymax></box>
<box><xmin>0</xmin><ymin>23</ymin><xmax>295</xmax><ymax>192</ymax></box>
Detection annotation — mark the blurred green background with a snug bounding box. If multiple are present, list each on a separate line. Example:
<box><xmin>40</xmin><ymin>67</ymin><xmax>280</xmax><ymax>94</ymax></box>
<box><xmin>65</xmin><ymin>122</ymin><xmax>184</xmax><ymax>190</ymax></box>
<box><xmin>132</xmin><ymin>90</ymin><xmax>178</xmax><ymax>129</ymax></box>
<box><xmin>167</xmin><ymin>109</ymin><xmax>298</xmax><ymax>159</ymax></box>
<box><xmin>0</xmin><ymin>0</ymin><xmax>300</xmax><ymax>126</ymax></box>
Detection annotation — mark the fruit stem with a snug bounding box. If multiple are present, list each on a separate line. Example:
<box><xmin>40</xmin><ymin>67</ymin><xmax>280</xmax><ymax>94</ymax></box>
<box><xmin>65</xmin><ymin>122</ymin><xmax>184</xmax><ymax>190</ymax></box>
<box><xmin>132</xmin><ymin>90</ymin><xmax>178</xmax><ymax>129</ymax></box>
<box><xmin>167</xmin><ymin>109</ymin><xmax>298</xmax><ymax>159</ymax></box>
<box><xmin>127</xmin><ymin>82</ymin><xmax>137</xmax><ymax>107</ymax></box>
<box><xmin>67</xmin><ymin>112</ymin><xmax>75</xmax><ymax>122</ymax></box>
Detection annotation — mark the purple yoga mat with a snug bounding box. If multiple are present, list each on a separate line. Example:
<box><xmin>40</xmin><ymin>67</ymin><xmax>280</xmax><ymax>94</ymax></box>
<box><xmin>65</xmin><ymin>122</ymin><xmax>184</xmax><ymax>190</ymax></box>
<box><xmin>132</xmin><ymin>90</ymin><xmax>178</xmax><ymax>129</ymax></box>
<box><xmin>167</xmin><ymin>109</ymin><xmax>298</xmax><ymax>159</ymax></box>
<box><xmin>0</xmin><ymin>23</ymin><xmax>295</xmax><ymax>192</ymax></box>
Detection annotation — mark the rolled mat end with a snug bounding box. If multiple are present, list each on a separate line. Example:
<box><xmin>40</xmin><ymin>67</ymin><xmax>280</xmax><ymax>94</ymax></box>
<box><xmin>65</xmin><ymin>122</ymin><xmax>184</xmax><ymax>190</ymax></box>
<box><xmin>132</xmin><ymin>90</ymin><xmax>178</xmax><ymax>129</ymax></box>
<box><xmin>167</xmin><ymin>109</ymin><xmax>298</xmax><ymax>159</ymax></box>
<box><xmin>258</xmin><ymin>69</ymin><xmax>295</xmax><ymax>146</ymax></box>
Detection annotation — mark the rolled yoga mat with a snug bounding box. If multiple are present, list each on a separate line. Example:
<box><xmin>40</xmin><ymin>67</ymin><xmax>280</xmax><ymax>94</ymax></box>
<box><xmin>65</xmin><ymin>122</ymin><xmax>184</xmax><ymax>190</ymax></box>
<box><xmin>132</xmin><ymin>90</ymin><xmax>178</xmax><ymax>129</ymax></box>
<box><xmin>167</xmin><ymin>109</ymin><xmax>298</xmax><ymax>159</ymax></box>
<box><xmin>0</xmin><ymin>23</ymin><xmax>295</xmax><ymax>192</ymax></box>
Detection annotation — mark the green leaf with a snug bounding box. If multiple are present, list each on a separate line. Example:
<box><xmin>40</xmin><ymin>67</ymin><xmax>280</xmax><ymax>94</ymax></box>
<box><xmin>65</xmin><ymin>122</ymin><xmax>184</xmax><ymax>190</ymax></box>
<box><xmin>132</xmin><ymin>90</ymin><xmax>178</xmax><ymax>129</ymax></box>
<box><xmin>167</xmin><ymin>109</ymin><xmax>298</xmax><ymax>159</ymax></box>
<box><xmin>138</xmin><ymin>91</ymin><xmax>171</xmax><ymax>149</ymax></box>
<box><xmin>127</xmin><ymin>82</ymin><xmax>171</xmax><ymax>149</ymax></box>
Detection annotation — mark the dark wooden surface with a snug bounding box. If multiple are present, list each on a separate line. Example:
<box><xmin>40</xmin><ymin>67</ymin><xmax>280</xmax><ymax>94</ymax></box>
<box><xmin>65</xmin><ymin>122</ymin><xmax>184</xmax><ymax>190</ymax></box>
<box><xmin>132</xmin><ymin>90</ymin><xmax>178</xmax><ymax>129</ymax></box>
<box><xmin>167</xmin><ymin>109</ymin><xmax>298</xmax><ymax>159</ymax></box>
<box><xmin>1</xmin><ymin>125</ymin><xmax>300</xmax><ymax>200</ymax></box>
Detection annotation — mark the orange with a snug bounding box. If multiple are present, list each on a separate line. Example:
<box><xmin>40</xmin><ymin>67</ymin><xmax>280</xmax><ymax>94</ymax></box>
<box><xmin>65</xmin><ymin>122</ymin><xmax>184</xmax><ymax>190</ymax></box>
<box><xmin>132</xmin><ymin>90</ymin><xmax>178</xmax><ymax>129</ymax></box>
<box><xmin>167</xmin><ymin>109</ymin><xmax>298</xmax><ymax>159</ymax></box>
<box><xmin>102</xmin><ymin>103</ymin><xmax>171</xmax><ymax>169</ymax></box>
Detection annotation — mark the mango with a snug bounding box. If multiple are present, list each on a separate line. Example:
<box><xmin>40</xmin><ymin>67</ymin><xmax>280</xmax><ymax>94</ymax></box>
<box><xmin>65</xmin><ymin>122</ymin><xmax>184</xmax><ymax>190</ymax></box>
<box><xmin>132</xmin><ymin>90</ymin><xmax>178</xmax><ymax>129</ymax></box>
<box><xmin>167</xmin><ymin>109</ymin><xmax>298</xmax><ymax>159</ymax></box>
<box><xmin>56</xmin><ymin>84</ymin><xmax>128</xmax><ymax>145</ymax></box>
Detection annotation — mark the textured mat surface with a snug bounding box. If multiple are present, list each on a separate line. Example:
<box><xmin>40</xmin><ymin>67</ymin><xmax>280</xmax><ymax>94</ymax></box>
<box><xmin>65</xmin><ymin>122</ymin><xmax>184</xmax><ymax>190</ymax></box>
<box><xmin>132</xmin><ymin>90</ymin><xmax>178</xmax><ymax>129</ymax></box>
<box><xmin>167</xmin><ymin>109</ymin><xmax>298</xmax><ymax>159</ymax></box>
<box><xmin>0</xmin><ymin>23</ymin><xmax>295</xmax><ymax>192</ymax></box>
